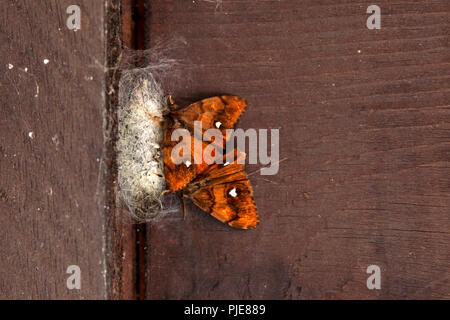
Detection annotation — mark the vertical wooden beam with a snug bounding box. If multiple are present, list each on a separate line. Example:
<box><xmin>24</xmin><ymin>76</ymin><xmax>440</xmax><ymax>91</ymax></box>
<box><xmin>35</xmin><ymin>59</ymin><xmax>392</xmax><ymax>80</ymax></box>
<box><xmin>103</xmin><ymin>0</ymin><xmax>137</xmax><ymax>300</ymax></box>
<box><xmin>133</xmin><ymin>0</ymin><xmax>148</xmax><ymax>301</ymax></box>
<box><xmin>104</xmin><ymin>0</ymin><xmax>149</xmax><ymax>300</ymax></box>
<box><xmin>0</xmin><ymin>0</ymin><xmax>106</xmax><ymax>299</ymax></box>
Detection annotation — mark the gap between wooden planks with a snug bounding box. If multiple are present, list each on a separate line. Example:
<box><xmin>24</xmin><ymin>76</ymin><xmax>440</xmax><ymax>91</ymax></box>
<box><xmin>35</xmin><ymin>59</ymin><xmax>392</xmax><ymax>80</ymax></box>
<box><xmin>104</xmin><ymin>0</ymin><xmax>147</xmax><ymax>300</ymax></box>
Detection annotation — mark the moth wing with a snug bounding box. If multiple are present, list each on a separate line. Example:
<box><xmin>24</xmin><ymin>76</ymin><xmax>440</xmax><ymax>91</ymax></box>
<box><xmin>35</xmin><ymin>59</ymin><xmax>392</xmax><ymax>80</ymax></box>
<box><xmin>164</xmin><ymin>96</ymin><xmax>246</xmax><ymax>191</ymax></box>
<box><xmin>171</xmin><ymin>95</ymin><xmax>247</xmax><ymax>134</ymax></box>
<box><xmin>186</xmin><ymin>160</ymin><xmax>258</xmax><ymax>229</ymax></box>
<box><xmin>163</xmin><ymin>122</ymin><xmax>210</xmax><ymax>191</ymax></box>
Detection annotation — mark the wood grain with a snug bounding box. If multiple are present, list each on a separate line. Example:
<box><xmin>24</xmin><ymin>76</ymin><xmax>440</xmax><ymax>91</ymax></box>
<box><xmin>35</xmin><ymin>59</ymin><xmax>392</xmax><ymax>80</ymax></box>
<box><xmin>0</xmin><ymin>0</ymin><xmax>106</xmax><ymax>299</ymax></box>
<box><xmin>143</xmin><ymin>0</ymin><xmax>450</xmax><ymax>299</ymax></box>
<box><xmin>103</xmin><ymin>0</ymin><xmax>138</xmax><ymax>300</ymax></box>
<box><xmin>1</xmin><ymin>0</ymin><xmax>448</xmax><ymax>300</ymax></box>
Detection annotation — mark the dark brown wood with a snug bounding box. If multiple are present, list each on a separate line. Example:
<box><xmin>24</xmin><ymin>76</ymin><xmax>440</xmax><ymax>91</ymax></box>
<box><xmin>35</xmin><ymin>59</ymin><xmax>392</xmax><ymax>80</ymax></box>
<box><xmin>1</xmin><ymin>0</ymin><xmax>448</xmax><ymax>300</ymax></box>
<box><xmin>143</xmin><ymin>0</ymin><xmax>450</xmax><ymax>299</ymax></box>
<box><xmin>133</xmin><ymin>0</ymin><xmax>149</xmax><ymax>300</ymax></box>
<box><xmin>103</xmin><ymin>0</ymin><xmax>138</xmax><ymax>300</ymax></box>
<box><xmin>103</xmin><ymin>0</ymin><xmax>149</xmax><ymax>301</ymax></box>
<box><xmin>115</xmin><ymin>0</ymin><xmax>149</xmax><ymax>300</ymax></box>
<box><xmin>0</xmin><ymin>0</ymin><xmax>107</xmax><ymax>299</ymax></box>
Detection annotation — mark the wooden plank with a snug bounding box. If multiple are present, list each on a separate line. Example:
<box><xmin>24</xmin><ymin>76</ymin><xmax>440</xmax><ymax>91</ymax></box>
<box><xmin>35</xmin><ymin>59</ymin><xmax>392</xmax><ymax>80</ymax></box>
<box><xmin>103</xmin><ymin>0</ymin><xmax>139</xmax><ymax>300</ymax></box>
<box><xmin>103</xmin><ymin>0</ymin><xmax>149</xmax><ymax>300</ymax></box>
<box><xmin>0</xmin><ymin>0</ymin><xmax>106</xmax><ymax>299</ymax></box>
<box><xmin>143</xmin><ymin>0</ymin><xmax>450</xmax><ymax>299</ymax></box>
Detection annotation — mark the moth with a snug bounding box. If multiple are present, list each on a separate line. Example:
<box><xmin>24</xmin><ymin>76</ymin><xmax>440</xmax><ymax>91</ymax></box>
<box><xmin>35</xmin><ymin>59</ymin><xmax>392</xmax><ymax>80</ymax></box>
<box><xmin>151</xmin><ymin>96</ymin><xmax>259</xmax><ymax>229</ymax></box>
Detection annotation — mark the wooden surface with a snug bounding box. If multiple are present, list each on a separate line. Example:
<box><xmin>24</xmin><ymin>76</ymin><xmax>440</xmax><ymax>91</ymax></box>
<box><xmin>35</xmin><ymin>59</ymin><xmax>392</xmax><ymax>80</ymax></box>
<box><xmin>143</xmin><ymin>0</ymin><xmax>450</xmax><ymax>299</ymax></box>
<box><xmin>1</xmin><ymin>0</ymin><xmax>449</xmax><ymax>300</ymax></box>
<box><xmin>103</xmin><ymin>0</ymin><xmax>139</xmax><ymax>300</ymax></box>
<box><xmin>0</xmin><ymin>1</ymin><xmax>107</xmax><ymax>299</ymax></box>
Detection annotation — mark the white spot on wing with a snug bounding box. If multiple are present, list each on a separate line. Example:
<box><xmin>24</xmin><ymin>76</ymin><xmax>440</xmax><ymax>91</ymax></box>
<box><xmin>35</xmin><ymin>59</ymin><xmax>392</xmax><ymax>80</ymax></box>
<box><xmin>215</xmin><ymin>121</ymin><xmax>222</xmax><ymax>128</ymax></box>
<box><xmin>223</xmin><ymin>162</ymin><xmax>230</xmax><ymax>166</ymax></box>
<box><xmin>229</xmin><ymin>188</ymin><xmax>238</xmax><ymax>197</ymax></box>
<box><xmin>43</xmin><ymin>59</ymin><xmax>50</xmax><ymax>65</ymax></box>
<box><xmin>185</xmin><ymin>160</ymin><xmax>192</xmax><ymax>168</ymax></box>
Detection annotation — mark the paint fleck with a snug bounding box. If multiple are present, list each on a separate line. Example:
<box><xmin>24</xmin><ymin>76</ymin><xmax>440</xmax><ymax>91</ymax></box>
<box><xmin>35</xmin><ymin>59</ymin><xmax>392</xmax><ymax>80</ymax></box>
<box><xmin>8</xmin><ymin>64</ymin><xmax>13</xmax><ymax>70</ymax></box>
<box><xmin>51</xmin><ymin>134</ymin><xmax>60</xmax><ymax>149</ymax></box>
<box><xmin>43</xmin><ymin>59</ymin><xmax>50</xmax><ymax>65</ymax></box>
<box><xmin>28</xmin><ymin>132</ymin><xmax>35</xmax><ymax>139</ymax></box>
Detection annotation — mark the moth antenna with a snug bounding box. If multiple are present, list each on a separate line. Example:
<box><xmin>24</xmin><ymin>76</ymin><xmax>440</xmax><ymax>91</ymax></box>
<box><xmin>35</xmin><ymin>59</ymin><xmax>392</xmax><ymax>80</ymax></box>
<box><xmin>167</xmin><ymin>95</ymin><xmax>175</xmax><ymax>106</ymax></box>
<box><xmin>166</xmin><ymin>95</ymin><xmax>189</xmax><ymax>113</ymax></box>
<box><xmin>247</xmin><ymin>158</ymin><xmax>288</xmax><ymax>177</ymax></box>
<box><xmin>166</xmin><ymin>95</ymin><xmax>180</xmax><ymax>112</ymax></box>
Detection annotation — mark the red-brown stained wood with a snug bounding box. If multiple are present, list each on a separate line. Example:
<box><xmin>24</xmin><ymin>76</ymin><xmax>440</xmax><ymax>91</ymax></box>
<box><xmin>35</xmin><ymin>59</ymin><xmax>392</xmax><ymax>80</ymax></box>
<box><xmin>143</xmin><ymin>0</ymin><xmax>450</xmax><ymax>299</ymax></box>
<box><xmin>1</xmin><ymin>0</ymin><xmax>448</xmax><ymax>300</ymax></box>
<box><xmin>0</xmin><ymin>0</ymin><xmax>106</xmax><ymax>299</ymax></box>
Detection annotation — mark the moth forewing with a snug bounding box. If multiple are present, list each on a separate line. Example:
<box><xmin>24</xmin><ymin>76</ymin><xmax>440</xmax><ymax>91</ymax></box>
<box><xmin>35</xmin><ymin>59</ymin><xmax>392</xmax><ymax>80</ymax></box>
<box><xmin>162</xmin><ymin>95</ymin><xmax>258</xmax><ymax>229</ymax></box>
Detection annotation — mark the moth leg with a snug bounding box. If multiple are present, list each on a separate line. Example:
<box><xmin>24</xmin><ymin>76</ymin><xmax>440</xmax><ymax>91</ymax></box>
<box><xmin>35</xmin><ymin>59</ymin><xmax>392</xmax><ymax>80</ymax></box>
<box><xmin>161</xmin><ymin>190</ymin><xmax>172</xmax><ymax>195</ymax></box>
<box><xmin>135</xmin><ymin>100</ymin><xmax>165</xmax><ymax>125</ymax></box>
<box><xmin>145</xmin><ymin>111</ymin><xmax>165</xmax><ymax>126</ymax></box>
<box><xmin>149</xmin><ymin>171</ymin><xmax>163</xmax><ymax>178</ymax></box>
